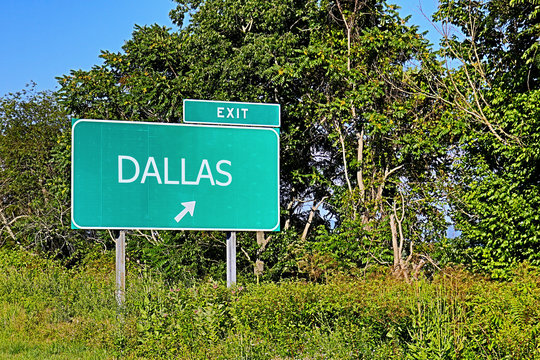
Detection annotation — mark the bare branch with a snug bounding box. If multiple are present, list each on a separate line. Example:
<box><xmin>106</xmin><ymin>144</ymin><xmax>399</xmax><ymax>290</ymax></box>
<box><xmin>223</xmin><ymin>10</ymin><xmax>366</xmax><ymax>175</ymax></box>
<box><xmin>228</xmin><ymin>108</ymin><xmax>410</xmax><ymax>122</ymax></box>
<box><xmin>334</xmin><ymin>121</ymin><xmax>354</xmax><ymax>196</ymax></box>
<box><xmin>301</xmin><ymin>197</ymin><xmax>327</xmax><ymax>241</ymax></box>
<box><xmin>240</xmin><ymin>246</ymin><xmax>252</xmax><ymax>263</ymax></box>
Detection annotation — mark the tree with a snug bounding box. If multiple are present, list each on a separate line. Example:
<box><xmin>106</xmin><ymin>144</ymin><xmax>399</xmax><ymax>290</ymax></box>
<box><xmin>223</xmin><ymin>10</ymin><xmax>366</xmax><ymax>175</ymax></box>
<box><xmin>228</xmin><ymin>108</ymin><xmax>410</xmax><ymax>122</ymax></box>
<box><xmin>435</xmin><ymin>0</ymin><xmax>540</xmax><ymax>276</ymax></box>
<box><xmin>0</xmin><ymin>84</ymin><xmax>96</xmax><ymax>259</ymax></box>
<box><xmin>268</xmin><ymin>0</ymin><xmax>454</xmax><ymax>278</ymax></box>
<box><xmin>58</xmin><ymin>0</ymin><xmax>326</xmax><ymax>279</ymax></box>
<box><xmin>58</xmin><ymin>0</ymin><xmax>452</xmax><ymax>279</ymax></box>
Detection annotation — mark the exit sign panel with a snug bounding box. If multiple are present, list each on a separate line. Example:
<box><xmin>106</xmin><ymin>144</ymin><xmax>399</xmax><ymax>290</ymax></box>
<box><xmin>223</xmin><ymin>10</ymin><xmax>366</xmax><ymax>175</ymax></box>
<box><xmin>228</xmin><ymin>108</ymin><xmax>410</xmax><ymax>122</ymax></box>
<box><xmin>183</xmin><ymin>99</ymin><xmax>280</xmax><ymax>127</ymax></box>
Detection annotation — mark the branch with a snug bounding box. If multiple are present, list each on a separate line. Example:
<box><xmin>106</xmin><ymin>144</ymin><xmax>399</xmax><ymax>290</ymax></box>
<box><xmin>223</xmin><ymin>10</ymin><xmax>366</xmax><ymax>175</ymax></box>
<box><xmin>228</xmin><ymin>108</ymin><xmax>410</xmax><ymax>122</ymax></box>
<box><xmin>240</xmin><ymin>246</ymin><xmax>252</xmax><ymax>263</ymax></box>
<box><xmin>334</xmin><ymin>121</ymin><xmax>354</xmax><ymax>196</ymax></box>
<box><xmin>301</xmin><ymin>197</ymin><xmax>327</xmax><ymax>241</ymax></box>
<box><xmin>0</xmin><ymin>209</ymin><xmax>18</xmax><ymax>242</ymax></box>
<box><xmin>420</xmin><ymin>254</ymin><xmax>441</xmax><ymax>271</ymax></box>
<box><xmin>376</xmin><ymin>164</ymin><xmax>404</xmax><ymax>202</ymax></box>
<box><xmin>356</xmin><ymin>130</ymin><xmax>365</xmax><ymax>201</ymax></box>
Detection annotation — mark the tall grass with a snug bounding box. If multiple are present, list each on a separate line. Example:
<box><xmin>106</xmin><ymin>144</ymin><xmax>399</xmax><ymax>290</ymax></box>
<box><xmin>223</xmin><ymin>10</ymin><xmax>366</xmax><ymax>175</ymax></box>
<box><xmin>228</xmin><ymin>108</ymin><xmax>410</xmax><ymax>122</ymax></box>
<box><xmin>1</xmin><ymin>248</ymin><xmax>540</xmax><ymax>359</ymax></box>
<box><xmin>0</xmin><ymin>250</ymin><xmax>118</xmax><ymax>358</ymax></box>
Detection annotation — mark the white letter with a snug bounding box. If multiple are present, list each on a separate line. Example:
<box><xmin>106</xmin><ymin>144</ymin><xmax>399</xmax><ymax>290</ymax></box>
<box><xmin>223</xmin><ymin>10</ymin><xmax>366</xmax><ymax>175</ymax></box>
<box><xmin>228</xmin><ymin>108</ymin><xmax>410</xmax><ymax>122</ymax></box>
<box><xmin>181</xmin><ymin>158</ymin><xmax>198</xmax><ymax>185</ymax></box>
<box><xmin>216</xmin><ymin>160</ymin><xmax>232</xmax><ymax>186</ymax></box>
<box><xmin>241</xmin><ymin>108</ymin><xmax>248</xmax><ymax>119</ymax></box>
<box><xmin>227</xmin><ymin>107</ymin><xmax>234</xmax><ymax>118</ymax></box>
<box><xmin>196</xmin><ymin>159</ymin><xmax>215</xmax><ymax>185</ymax></box>
<box><xmin>164</xmin><ymin>158</ymin><xmax>179</xmax><ymax>184</ymax></box>
<box><xmin>118</xmin><ymin>155</ymin><xmax>139</xmax><ymax>183</ymax></box>
<box><xmin>141</xmin><ymin>157</ymin><xmax>162</xmax><ymax>184</ymax></box>
<box><xmin>217</xmin><ymin>107</ymin><xmax>224</xmax><ymax>118</ymax></box>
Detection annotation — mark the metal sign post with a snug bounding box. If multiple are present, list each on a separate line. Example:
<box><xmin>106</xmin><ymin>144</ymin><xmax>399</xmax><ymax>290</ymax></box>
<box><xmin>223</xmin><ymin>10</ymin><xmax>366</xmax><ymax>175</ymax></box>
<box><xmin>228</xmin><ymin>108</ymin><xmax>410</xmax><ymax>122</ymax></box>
<box><xmin>115</xmin><ymin>230</ymin><xmax>126</xmax><ymax>306</ymax></box>
<box><xmin>226</xmin><ymin>231</ymin><xmax>237</xmax><ymax>287</ymax></box>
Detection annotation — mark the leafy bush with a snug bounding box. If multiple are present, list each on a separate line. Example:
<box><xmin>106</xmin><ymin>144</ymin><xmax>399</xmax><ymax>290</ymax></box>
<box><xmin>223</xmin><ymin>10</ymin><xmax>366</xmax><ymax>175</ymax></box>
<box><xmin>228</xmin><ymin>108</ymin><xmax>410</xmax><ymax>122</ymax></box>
<box><xmin>2</xmin><ymin>248</ymin><xmax>540</xmax><ymax>359</ymax></box>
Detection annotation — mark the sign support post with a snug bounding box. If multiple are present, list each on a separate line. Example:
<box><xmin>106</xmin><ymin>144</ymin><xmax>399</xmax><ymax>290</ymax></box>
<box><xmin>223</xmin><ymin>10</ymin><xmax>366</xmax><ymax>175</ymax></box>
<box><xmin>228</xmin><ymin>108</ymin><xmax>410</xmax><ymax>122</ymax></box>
<box><xmin>115</xmin><ymin>230</ymin><xmax>126</xmax><ymax>306</ymax></box>
<box><xmin>226</xmin><ymin>231</ymin><xmax>236</xmax><ymax>287</ymax></box>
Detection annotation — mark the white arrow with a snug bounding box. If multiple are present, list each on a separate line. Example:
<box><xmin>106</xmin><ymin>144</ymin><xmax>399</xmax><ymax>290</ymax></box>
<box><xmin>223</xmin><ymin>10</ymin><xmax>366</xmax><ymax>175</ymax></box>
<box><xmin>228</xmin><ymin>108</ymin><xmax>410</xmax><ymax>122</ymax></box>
<box><xmin>174</xmin><ymin>201</ymin><xmax>196</xmax><ymax>222</ymax></box>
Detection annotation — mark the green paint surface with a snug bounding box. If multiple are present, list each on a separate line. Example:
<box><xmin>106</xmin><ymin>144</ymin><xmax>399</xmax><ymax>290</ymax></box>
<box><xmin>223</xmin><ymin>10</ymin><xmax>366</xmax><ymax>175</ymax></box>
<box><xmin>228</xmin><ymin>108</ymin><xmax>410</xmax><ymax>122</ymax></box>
<box><xmin>183</xmin><ymin>99</ymin><xmax>280</xmax><ymax>127</ymax></box>
<box><xmin>72</xmin><ymin>120</ymin><xmax>279</xmax><ymax>231</ymax></box>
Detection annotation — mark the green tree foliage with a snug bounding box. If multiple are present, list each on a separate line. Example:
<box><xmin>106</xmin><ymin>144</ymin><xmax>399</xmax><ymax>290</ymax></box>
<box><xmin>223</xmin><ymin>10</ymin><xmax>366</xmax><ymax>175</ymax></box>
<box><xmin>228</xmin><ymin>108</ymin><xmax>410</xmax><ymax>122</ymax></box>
<box><xmin>0</xmin><ymin>85</ymin><xmax>97</xmax><ymax>259</ymax></box>
<box><xmin>436</xmin><ymin>0</ymin><xmax>540</xmax><ymax>276</ymax></box>
<box><xmin>280</xmin><ymin>1</ymin><xmax>455</xmax><ymax>277</ymax></box>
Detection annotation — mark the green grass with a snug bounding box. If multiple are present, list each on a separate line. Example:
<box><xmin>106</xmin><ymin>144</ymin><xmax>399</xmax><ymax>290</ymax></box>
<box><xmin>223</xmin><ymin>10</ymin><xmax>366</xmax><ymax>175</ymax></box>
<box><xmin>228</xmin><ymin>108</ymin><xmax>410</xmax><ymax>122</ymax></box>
<box><xmin>1</xmin><ymin>248</ymin><xmax>540</xmax><ymax>359</ymax></box>
<box><xmin>0</xmin><ymin>302</ymin><xmax>113</xmax><ymax>359</ymax></box>
<box><xmin>0</xmin><ymin>336</ymin><xmax>111</xmax><ymax>360</ymax></box>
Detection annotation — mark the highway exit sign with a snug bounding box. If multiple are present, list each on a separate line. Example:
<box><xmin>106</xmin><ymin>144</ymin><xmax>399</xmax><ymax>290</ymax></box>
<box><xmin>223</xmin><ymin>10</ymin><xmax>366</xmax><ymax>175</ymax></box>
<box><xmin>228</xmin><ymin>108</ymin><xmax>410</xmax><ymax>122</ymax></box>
<box><xmin>71</xmin><ymin>119</ymin><xmax>280</xmax><ymax>231</ymax></box>
<box><xmin>183</xmin><ymin>99</ymin><xmax>280</xmax><ymax>127</ymax></box>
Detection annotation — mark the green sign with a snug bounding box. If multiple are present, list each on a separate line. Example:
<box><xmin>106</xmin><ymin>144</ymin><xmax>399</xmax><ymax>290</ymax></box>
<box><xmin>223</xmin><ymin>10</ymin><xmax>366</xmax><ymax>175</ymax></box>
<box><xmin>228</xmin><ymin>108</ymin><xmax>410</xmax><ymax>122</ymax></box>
<box><xmin>71</xmin><ymin>119</ymin><xmax>279</xmax><ymax>231</ymax></box>
<box><xmin>183</xmin><ymin>99</ymin><xmax>280</xmax><ymax>127</ymax></box>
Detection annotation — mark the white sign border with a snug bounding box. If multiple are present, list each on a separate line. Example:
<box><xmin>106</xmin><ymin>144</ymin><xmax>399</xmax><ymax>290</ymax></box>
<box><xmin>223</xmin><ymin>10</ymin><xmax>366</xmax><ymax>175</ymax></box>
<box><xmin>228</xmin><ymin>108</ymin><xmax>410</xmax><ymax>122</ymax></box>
<box><xmin>71</xmin><ymin>119</ymin><xmax>280</xmax><ymax>232</ymax></box>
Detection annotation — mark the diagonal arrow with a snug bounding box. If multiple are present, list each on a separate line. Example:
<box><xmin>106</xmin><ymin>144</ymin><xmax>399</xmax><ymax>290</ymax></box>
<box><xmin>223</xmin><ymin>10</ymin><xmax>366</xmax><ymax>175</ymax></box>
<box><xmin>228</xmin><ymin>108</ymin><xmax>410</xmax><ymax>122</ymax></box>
<box><xmin>174</xmin><ymin>201</ymin><xmax>196</xmax><ymax>222</ymax></box>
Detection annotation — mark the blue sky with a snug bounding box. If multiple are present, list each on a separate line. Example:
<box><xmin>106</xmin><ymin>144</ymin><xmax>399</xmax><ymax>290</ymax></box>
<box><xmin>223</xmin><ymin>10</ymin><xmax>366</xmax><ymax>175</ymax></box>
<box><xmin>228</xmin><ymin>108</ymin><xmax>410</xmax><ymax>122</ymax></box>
<box><xmin>0</xmin><ymin>0</ymin><xmax>440</xmax><ymax>96</ymax></box>
<box><xmin>1</xmin><ymin>0</ymin><xmax>176</xmax><ymax>95</ymax></box>
<box><xmin>395</xmin><ymin>0</ymin><xmax>442</xmax><ymax>45</ymax></box>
